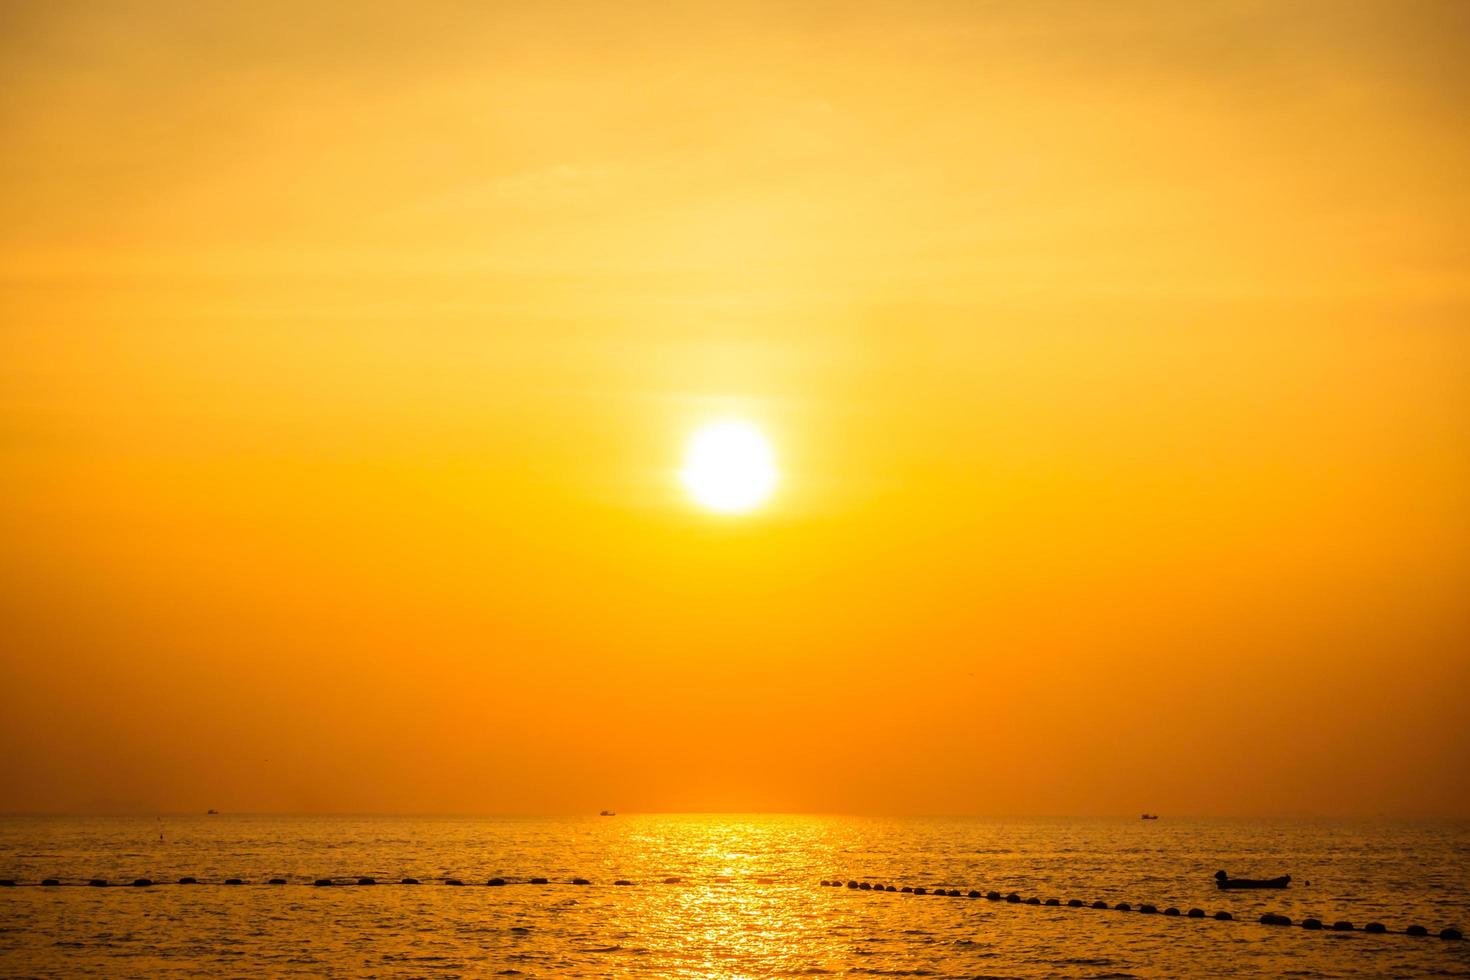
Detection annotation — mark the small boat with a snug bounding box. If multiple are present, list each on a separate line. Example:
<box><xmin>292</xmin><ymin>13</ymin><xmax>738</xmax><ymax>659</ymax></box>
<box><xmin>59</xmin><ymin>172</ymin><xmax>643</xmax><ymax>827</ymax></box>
<box><xmin>599</xmin><ymin>810</ymin><xmax>616</xmax><ymax>817</ymax></box>
<box><xmin>206</xmin><ymin>809</ymin><xmax>219</xmax><ymax>815</ymax></box>
<box><xmin>1215</xmin><ymin>870</ymin><xmax>1290</xmax><ymax>890</ymax></box>
<box><xmin>1140</xmin><ymin>813</ymin><xmax>1158</xmax><ymax>820</ymax></box>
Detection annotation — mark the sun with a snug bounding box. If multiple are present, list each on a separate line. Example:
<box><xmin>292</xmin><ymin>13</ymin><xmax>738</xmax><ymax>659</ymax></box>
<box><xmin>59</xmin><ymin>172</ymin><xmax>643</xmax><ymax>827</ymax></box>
<box><xmin>680</xmin><ymin>420</ymin><xmax>779</xmax><ymax>514</ymax></box>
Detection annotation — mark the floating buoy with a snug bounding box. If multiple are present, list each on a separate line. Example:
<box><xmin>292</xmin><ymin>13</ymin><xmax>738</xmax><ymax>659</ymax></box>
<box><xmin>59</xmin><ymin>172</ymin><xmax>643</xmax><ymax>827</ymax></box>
<box><xmin>131</xmin><ymin>879</ymin><xmax>152</xmax><ymax>887</ymax></box>
<box><xmin>224</xmin><ymin>879</ymin><xmax>243</xmax><ymax>886</ymax></box>
<box><xmin>1364</xmin><ymin>922</ymin><xmax>1386</xmax><ymax>933</ymax></box>
<box><xmin>1093</xmin><ymin>901</ymin><xmax>1109</xmax><ymax>910</ymax></box>
<box><xmin>532</xmin><ymin>877</ymin><xmax>550</xmax><ymax>885</ymax></box>
<box><xmin>1115</xmin><ymin>902</ymin><xmax>1132</xmax><ymax>912</ymax></box>
<box><xmin>1215</xmin><ymin>911</ymin><xmax>1233</xmax><ymax>921</ymax></box>
<box><xmin>968</xmin><ymin>890</ymin><xmax>981</xmax><ymax>898</ymax></box>
<box><xmin>847</xmin><ymin>881</ymin><xmax>859</xmax><ymax>889</ymax></box>
<box><xmin>1138</xmin><ymin>904</ymin><xmax>1157</xmax><ymax>914</ymax></box>
<box><xmin>402</xmin><ymin>878</ymin><xmax>420</xmax><ymax>885</ymax></box>
<box><xmin>358</xmin><ymin>878</ymin><xmax>376</xmax><ymax>886</ymax></box>
<box><xmin>913</xmin><ymin>887</ymin><xmax>927</xmax><ymax>895</ymax></box>
<box><xmin>444</xmin><ymin>879</ymin><xmax>463</xmax><ymax>886</ymax></box>
<box><xmin>1025</xmin><ymin>896</ymin><xmax>1041</xmax><ymax>905</ymax></box>
<box><xmin>486</xmin><ymin>878</ymin><xmax>506</xmax><ymax>887</ymax></box>
<box><xmin>1187</xmin><ymin>908</ymin><xmax>1205</xmax><ymax>918</ymax></box>
<box><xmin>1044</xmin><ymin>898</ymin><xmax>1060</xmax><ymax>907</ymax></box>
<box><xmin>948</xmin><ymin>889</ymin><xmax>962</xmax><ymax>897</ymax></box>
<box><xmin>1331</xmin><ymin>921</ymin><xmax>1352</xmax><ymax>931</ymax></box>
<box><xmin>314</xmin><ymin>879</ymin><xmax>333</xmax><ymax>887</ymax></box>
<box><xmin>613</xmin><ymin>880</ymin><xmax>633</xmax><ymax>886</ymax></box>
<box><xmin>858</xmin><ymin>882</ymin><xmax>872</xmax><ymax>890</ymax></box>
<box><xmin>571</xmin><ymin>878</ymin><xmax>591</xmax><ymax>885</ymax></box>
<box><xmin>1406</xmin><ymin>925</ymin><xmax>1428</xmax><ymax>937</ymax></box>
<box><xmin>1068</xmin><ymin>899</ymin><xmax>1084</xmax><ymax>908</ymax></box>
<box><xmin>819</xmin><ymin>880</ymin><xmax>829</xmax><ymax>887</ymax></box>
<box><xmin>987</xmin><ymin>891</ymin><xmax>1001</xmax><ymax>901</ymax></box>
<box><xmin>178</xmin><ymin>877</ymin><xmax>197</xmax><ymax>885</ymax></box>
<box><xmin>0</xmin><ymin>880</ymin><xmax>14</xmax><ymax>887</ymax></box>
<box><xmin>268</xmin><ymin>878</ymin><xmax>286</xmax><ymax>886</ymax></box>
<box><xmin>901</xmin><ymin>886</ymin><xmax>912</xmax><ymax>893</ymax></box>
<box><xmin>1164</xmin><ymin>907</ymin><xmax>1180</xmax><ymax>916</ymax></box>
<box><xmin>1302</xmin><ymin>918</ymin><xmax>1322</xmax><ymax>930</ymax></box>
<box><xmin>1441</xmin><ymin>928</ymin><xmax>1463</xmax><ymax>941</ymax></box>
<box><xmin>89</xmin><ymin>879</ymin><xmax>107</xmax><ymax>887</ymax></box>
<box><xmin>1006</xmin><ymin>893</ymin><xmax>1021</xmax><ymax>903</ymax></box>
<box><xmin>886</xmin><ymin>885</ymin><xmax>897</xmax><ymax>892</ymax></box>
<box><xmin>42</xmin><ymin>879</ymin><xmax>60</xmax><ymax>887</ymax></box>
<box><xmin>1260</xmin><ymin>913</ymin><xmax>1291</xmax><ymax>926</ymax></box>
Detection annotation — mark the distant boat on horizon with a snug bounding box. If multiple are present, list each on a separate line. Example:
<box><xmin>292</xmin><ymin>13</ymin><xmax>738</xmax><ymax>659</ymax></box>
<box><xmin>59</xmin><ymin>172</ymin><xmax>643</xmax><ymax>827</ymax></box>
<box><xmin>1140</xmin><ymin>813</ymin><xmax>1158</xmax><ymax>819</ymax></box>
<box><xmin>206</xmin><ymin>809</ymin><xmax>219</xmax><ymax>815</ymax></box>
<box><xmin>599</xmin><ymin>809</ymin><xmax>616</xmax><ymax>817</ymax></box>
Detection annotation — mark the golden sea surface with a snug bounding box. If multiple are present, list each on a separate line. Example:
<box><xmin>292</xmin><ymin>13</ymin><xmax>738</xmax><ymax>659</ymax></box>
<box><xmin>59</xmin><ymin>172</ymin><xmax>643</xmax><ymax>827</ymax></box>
<box><xmin>1</xmin><ymin>814</ymin><xmax>1467</xmax><ymax>977</ymax></box>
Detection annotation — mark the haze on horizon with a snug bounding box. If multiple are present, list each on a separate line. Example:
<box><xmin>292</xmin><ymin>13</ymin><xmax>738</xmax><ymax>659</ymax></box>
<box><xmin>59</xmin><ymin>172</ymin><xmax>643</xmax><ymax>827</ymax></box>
<box><xmin>2</xmin><ymin>1</ymin><xmax>1467</xmax><ymax>818</ymax></box>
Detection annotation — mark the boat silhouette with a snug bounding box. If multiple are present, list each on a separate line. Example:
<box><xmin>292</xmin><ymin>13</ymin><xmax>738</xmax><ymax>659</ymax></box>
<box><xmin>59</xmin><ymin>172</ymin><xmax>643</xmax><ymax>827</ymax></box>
<box><xmin>599</xmin><ymin>809</ymin><xmax>616</xmax><ymax>816</ymax></box>
<box><xmin>1215</xmin><ymin>870</ymin><xmax>1290</xmax><ymax>890</ymax></box>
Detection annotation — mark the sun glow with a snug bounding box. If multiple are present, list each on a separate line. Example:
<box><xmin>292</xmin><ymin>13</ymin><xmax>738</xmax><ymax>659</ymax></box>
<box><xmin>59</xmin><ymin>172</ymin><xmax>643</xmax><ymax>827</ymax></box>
<box><xmin>680</xmin><ymin>420</ymin><xmax>779</xmax><ymax>514</ymax></box>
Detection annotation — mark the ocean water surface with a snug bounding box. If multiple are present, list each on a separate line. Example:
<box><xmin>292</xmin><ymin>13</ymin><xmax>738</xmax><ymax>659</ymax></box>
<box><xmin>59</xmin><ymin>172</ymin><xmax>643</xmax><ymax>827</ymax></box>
<box><xmin>1</xmin><ymin>814</ymin><xmax>1466</xmax><ymax>977</ymax></box>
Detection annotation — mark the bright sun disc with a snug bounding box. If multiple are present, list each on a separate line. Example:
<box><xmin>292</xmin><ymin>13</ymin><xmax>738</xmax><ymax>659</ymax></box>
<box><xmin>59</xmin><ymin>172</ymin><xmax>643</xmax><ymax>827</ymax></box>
<box><xmin>681</xmin><ymin>420</ymin><xmax>778</xmax><ymax>514</ymax></box>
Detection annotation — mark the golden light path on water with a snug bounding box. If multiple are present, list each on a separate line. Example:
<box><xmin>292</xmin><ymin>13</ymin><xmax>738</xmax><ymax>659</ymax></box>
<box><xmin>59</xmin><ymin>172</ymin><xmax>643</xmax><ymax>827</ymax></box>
<box><xmin>1</xmin><ymin>814</ymin><xmax>1467</xmax><ymax>977</ymax></box>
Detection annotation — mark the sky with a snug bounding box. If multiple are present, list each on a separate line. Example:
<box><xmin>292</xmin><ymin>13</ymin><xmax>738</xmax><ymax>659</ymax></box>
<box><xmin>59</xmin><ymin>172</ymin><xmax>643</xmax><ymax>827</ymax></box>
<box><xmin>2</xmin><ymin>0</ymin><xmax>1467</xmax><ymax>816</ymax></box>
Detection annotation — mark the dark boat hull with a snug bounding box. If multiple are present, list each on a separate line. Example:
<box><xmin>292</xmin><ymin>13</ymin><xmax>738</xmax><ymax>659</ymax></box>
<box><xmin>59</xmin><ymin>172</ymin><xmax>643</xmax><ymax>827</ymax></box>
<box><xmin>1217</xmin><ymin>876</ymin><xmax>1290</xmax><ymax>890</ymax></box>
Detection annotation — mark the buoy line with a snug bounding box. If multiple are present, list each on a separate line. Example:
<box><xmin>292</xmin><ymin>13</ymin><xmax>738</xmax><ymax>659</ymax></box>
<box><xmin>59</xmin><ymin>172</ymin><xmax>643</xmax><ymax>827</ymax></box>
<box><xmin>0</xmin><ymin>876</ymin><xmax>682</xmax><ymax>888</ymax></box>
<box><xmin>2</xmin><ymin>873</ymin><xmax>1462</xmax><ymax>942</ymax></box>
<box><xmin>816</xmin><ymin>879</ymin><xmax>1464</xmax><ymax>941</ymax></box>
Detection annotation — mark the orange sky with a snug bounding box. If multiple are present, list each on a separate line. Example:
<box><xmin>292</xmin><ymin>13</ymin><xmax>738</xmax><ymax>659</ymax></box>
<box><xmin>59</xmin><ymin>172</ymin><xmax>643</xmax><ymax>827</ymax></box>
<box><xmin>2</xmin><ymin>1</ymin><xmax>1467</xmax><ymax>816</ymax></box>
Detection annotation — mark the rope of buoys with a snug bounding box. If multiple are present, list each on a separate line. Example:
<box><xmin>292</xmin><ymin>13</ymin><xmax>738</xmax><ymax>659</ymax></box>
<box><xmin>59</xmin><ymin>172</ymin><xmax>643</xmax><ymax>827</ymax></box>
<box><xmin>817</xmin><ymin>879</ymin><xmax>1462</xmax><ymax>940</ymax></box>
<box><xmin>4</xmin><ymin>870</ymin><xmax>1462</xmax><ymax>942</ymax></box>
<box><xmin>2</xmin><ymin>875</ymin><xmax>717</xmax><ymax>888</ymax></box>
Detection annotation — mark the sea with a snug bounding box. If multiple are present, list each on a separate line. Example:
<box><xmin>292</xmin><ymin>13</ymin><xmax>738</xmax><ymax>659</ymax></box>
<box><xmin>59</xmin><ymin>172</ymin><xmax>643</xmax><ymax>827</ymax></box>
<box><xmin>0</xmin><ymin>814</ymin><xmax>1466</xmax><ymax>978</ymax></box>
